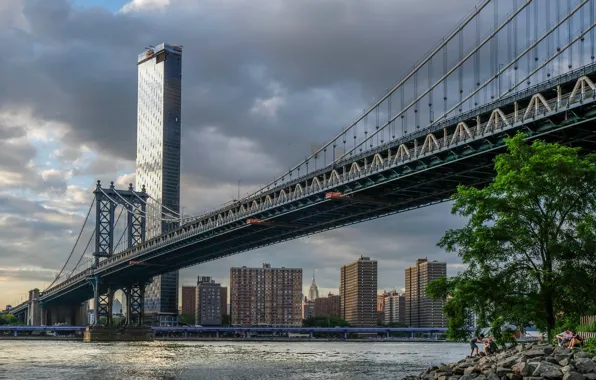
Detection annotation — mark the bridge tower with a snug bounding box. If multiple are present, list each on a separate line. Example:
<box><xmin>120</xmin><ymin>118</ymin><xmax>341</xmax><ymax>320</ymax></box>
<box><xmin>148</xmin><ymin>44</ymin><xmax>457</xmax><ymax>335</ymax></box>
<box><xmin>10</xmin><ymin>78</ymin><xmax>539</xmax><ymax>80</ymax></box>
<box><xmin>90</xmin><ymin>180</ymin><xmax>149</xmax><ymax>328</ymax></box>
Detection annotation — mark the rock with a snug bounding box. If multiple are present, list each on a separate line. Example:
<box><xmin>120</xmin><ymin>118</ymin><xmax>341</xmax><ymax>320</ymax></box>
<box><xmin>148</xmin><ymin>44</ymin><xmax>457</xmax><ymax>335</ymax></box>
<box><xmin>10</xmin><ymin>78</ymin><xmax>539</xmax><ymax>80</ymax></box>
<box><xmin>560</xmin><ymin>358</ymin><xmax>571</xmax><ymax>367</ymax></box>
<box><xmin>485</xmin><ymin>370</ymin><xmax>500</xmax><ymax>380</ymax></box>
<box><xmin>533</xmin><ymin>362</ymin><xmax>563</xmax><ymax>378</ymax></box>
<box><xmin>496</xmin><ymin>368</ymin><xmax>511</xmax><ymax>377</ymax></box>
<box><xmin>459</xmin><ymin>374</ymin><xmax>477</xmax><ymax>380</ymax></box>
<box><xmin>524</xmin><ymin>349</ymin><xmax>547</xmax><ymax>359</ymax></box>
<box><xmin>498</xmin><ymin>356</ymin><xmax>521</xmax><ymax>369</ymax></box>
<box><xmin>563</xmin><ymin>373</ymin><xmax>586</xmax><ymax>380</ymax></box>
<box><xmin>574</xmin><ymin>358</ymin><xmax>596</xmax><ymax>374</ymax></box>
<box><xmin>448</xmin><ymin>377</ymin><xmax>462</xmax><ymax>380</ymax></box>
<box><xmin>464</xmin><ymin>367</ymin><xmax>478</xmax><ymax>375</ymax></box>
<box><xmin>511</xmin><ymin>362</ymin><xmax>533</xmax><ymax>376</ymax></box>
<box><xmin>508</xmin><ymin>374</ymin><xmax>523</xmax><ymax>380</ymax></box>
<box><xmin>545</xmin><ymin>357</ymin><xmax>562</xmax><ymax>365</ymax></box>
<box><xmin>554</xmin><ymin>347</ymin><xmax>572</xmax><ymax>356</ymax></box>
<box><xmin>583</xmin><ymin>374</ymin><xmax>596</xmax><ymax>380</ymax></box>
<box><xmin>575</xmin><ymin>352</ymin><xmax>593</xmax><ymax>359</ymax></box>
<box><xmin>562</xmin><ymin>365</ymin><xmax>576</xmax><ymax>374</ymax></box>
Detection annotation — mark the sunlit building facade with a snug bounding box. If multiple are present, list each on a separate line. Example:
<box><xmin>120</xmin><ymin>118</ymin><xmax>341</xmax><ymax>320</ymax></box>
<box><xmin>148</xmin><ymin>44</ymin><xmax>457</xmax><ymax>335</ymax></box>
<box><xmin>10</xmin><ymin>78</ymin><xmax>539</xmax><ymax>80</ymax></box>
<box><xmin>136</xmin><ymin>43</ymin><xmax>183</xmax><ymax>322</ymax></box>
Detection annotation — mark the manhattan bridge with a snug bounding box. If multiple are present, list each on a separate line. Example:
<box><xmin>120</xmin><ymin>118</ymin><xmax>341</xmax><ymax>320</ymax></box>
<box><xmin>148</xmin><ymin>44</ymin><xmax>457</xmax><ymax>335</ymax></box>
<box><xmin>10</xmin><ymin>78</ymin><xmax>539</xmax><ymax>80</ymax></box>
<box><xmin>10</xmin><ymin>0</ymin><xmax>596</xmax><ymax>330</ymax></box>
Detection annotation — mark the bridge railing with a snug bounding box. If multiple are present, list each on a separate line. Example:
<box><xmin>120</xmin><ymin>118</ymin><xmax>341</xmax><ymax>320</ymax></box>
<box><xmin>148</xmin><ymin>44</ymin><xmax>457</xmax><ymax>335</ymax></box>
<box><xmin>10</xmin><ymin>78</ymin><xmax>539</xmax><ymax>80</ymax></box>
<box><xmin>42</xmin><ymin>69</ymin><xmax>596</xmax><ymax>298</ymax></box>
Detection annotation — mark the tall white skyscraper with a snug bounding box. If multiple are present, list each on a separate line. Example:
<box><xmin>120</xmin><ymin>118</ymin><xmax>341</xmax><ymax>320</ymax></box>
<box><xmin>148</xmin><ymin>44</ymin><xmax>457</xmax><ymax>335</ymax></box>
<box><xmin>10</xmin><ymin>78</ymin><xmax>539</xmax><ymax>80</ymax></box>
<box><xmin>308</xmin><ymin>271</ymin><xmax>319</xmax><ymax>301</ymax></box>
<box><xmin>135</xmin><ymin>43</ymin><xmax>182</xmax><ymax>322</ymax></box>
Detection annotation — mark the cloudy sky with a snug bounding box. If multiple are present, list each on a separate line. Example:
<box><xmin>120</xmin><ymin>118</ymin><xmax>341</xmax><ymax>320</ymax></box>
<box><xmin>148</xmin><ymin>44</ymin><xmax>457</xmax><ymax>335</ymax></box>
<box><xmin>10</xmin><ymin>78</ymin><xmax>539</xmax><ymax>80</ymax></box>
<box><xmin>0</xmin><ymin>0</ymin><xmax>486</xmax><ymax>308</ymax></box>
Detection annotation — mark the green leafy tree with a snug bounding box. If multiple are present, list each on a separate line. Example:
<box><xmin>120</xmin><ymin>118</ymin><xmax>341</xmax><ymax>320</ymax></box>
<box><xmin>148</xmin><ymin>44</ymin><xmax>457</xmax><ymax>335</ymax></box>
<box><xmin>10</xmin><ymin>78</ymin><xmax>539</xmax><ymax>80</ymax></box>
<box><xmin>178</xmin><ymin>313</ymin><xmax>195</xmax><ymax>325</ymax></box>
<box><xmin>0</xmin><ymin>314</ymin><xmax>19</xmax><ymax>325</ymax></box>
<box><xmin>430</xmin><ymin>133</ymin><xmax>596</xmax><ymax>342</ymax></box>
<box><xmin>222</xmin><ymin>314</ymin><xmax>231</xmax><ymax>326</ymax></box>
<box><xmin>302</xmin><ymin>316</ymin><xmax>350</xmax><ymax>327</ymax></box>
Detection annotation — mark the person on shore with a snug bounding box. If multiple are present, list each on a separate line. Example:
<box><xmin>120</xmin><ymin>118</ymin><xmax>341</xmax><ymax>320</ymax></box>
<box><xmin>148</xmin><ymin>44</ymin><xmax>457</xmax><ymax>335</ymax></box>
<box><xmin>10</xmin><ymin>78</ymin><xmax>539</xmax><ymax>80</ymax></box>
<box><xmin>484</xmin><ymin>337</ymin><xmax>498</xmax><ymax>355</ymax></box>
<box><xmin>469</xmin><ymin>334</ymin><xmax>484</xmax><ymax>357</ymax></box>
<box><xmin>556</xmin><ymin>329</ymin><xmax>573</xmax><ymax>347</ymax></box>
<box><xmin>568</xmin><ymin>330</ymin><xmax>583</xmax><ymax>349</ymax></box>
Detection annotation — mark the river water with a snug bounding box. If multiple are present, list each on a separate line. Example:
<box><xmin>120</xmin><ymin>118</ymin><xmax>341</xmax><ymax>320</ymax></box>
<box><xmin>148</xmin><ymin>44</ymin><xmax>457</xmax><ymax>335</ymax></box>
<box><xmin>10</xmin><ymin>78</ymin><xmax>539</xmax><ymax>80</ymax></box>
<box><xmin>0</xmin><ymin>340</ymin><xmax>469</xmax><ymax>379</ymax></box>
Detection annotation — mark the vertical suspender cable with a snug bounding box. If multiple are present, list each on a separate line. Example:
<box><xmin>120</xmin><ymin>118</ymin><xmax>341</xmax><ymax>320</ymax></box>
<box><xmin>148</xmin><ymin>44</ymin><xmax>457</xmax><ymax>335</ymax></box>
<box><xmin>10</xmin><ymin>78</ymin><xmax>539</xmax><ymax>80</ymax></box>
<box><xmin>514</xmin><ymin>0</ymin><xmax>519</xmax><ymax>86</ymax></box>
<box><xmin>429</xmin><ymin>58</ymin><xmax>433</xmax><ymax>122</ymax></box>
<box><xmin>546</xmin><ymin>0</ymin><xmax>551</xmax><ymax>78</ymax></box>
<box><xmin>508</xmin><ymin>1</ymin><xmax>513</xmax><ymax>90</ymax></box>
<box><xmin>493</xmin><ymin>0</ymin><xmax>498</xmax><ymax>98</ymax></box>
<box><xmin>414</xmin><ymin>71</ymin><xmax>419</xmax><ymax>129</ymax></box>
<box><xmin>401</xmin><ymin>87</ymin><xmax>406</xmax><ymax>135</ymax></box>
<box><xmin>534</xmin><ymin>0</ymin><xmax>539</xmax><ymax>79</ymax></box>
<box><xmin>475</xmin><ymin>11</ymin><xmax>480</xmax><ymax>106</ymax></box>
<box><xmin>581</xmin><ymin>1</ymin><xmax>586</xmax><ymax>66</ymax></box>
<box><xmin>459</xmin><ymin>29</ymin><xmax>464</xmax><ymax>109</ymax></box>
<box><xmin>527</xmin><ymin>4</ymin><xmax>531</xmax><ymax>85</ymax></box>
<box><xmin>590</xmin><ymin>0</ymin><xmax>595</xmax><ymax>62</ymax></box>
<box><xmin>570</xmin><ymin>0</ymin><xmax>574</xmax><ymax>68</ymax></box>
<box><xmin>443</xmin><ymin>42</ymin><xmax>448</xmax><ymax>115</ymax></box>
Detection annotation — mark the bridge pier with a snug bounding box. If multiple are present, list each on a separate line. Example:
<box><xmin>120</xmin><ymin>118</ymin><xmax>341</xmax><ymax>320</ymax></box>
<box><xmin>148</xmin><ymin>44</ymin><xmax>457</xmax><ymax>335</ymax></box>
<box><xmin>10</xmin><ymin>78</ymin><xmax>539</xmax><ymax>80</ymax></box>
<box><xmin>27</xmin><ymin>289</ymin><xmax>41</xmax><ymax>326</ymax></box>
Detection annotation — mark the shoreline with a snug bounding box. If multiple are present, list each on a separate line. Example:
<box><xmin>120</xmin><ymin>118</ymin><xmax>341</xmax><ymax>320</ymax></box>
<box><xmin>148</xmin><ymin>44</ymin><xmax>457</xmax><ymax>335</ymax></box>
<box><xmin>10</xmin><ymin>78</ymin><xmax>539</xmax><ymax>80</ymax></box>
<box><xmin>0</xmin><ymin>336</ymin><xmax>448</xmax><ymax>343</ymax></box>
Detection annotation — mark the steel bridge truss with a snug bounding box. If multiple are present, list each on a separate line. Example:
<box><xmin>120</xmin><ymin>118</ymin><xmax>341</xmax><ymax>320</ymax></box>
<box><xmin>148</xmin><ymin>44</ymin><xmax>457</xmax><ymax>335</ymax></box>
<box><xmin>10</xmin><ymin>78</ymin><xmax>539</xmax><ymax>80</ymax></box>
<box><xmin>93</xmin><ymin>181</ymin><xmax>148</xmax><ymax>264</ymax></box>
<box><xmin>91</xmin><ymin>181</ymin><xmax>148</xmax><ymax>326</ymax></box>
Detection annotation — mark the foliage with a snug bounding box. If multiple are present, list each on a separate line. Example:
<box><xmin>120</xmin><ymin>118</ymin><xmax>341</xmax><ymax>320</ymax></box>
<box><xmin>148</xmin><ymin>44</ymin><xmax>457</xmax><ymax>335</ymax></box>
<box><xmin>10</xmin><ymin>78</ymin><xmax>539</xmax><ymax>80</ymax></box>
<box><xmin>385</xmin><ymin>322</ymin><xmax>408</xmax><ymax>328</ymax></box>
<box><xmin>178</xmin><ymin>313</ymin><xmax>195</xmax><ymax>326</ymax></box>
<box><xmin>583</xmin><ymin>338</ymin><xmax>596</xmax><ymax>354</ymax></box>
<box><xmin>222</xmin><ymin>314</ymin><xmax>231</xmax><ymax>326</ymax></box>
<box><xmin>0</xmin><ymin>314</ymin><xmax>20</xmax><ymax>325</ymax></box>
<box><xmin>302</xmin><ymin>316</ymin><xmax>350</xmax><ymax>328</ymax></box>
<box><xmin>429</xmin><ymin>133</ymin><xmax>596</xmax><ymax>342</ymax></box>
<box><xmin>554</xmin><ymin>313</ymin><xmax>580</xmax><ymax>333</ymax></box>
<box><xmin>577</xmin><ymin>322</ymin><xmax>596</xmax><ymax>333</ymax></box>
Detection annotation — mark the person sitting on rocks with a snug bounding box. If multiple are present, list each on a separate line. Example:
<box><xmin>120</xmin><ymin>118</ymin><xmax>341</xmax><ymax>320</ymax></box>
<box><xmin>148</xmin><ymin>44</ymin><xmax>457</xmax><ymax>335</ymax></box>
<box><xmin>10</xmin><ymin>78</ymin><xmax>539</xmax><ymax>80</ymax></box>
<box><xmin>568</xmin><ymin>330</ymin><xmax>583</xmax><ymax>349</ymax></box>
<box><xmin>483</xmin><ymin>337</ymin><xmax>498</xmax><ymax>355</ymax></box>
<box><xmin>556</xmin><ymin>329</ymin><xmax>573</xmax><ymax>347</ymax></box>
<box><xmin>469</xmin><ymin>334</ymin><xmax>484</xmax><ymax>357</ymax></box>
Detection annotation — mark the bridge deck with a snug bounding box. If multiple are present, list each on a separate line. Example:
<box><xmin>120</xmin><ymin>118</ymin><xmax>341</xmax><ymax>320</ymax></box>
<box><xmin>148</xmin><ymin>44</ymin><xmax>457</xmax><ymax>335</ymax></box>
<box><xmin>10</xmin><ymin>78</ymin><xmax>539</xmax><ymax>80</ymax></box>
<box><xmin>41</xmin><ymin>64</ymin><xmax>596</xmax><ymax>305</ymax></box>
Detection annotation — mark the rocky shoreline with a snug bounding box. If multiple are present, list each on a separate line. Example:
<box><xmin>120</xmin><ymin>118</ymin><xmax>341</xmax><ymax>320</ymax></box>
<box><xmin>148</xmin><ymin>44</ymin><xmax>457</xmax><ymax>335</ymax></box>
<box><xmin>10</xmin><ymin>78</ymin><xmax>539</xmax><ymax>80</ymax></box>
<box><xmin>406</xmin><ymin>342</ymin><xmax>596</xmax><ymax>380</ymax></box>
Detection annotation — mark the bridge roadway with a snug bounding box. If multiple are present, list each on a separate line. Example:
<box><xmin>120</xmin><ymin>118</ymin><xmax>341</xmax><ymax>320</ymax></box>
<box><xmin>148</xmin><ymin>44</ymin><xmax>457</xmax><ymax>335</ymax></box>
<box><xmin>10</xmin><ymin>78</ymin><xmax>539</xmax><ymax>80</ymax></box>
<box><xmin>39</xmin><ymin>63</ymin><xmax>596</xmax><ymax>308</ymax></box>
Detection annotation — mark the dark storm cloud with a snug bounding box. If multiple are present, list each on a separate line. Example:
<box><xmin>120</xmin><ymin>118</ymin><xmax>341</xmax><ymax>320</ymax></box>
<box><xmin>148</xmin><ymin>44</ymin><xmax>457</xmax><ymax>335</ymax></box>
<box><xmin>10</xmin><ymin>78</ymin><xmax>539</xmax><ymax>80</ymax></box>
<box><xmin>0</xmin><ymin>0</ymin><xmax>479</xmax><ymax>180</ymax></box>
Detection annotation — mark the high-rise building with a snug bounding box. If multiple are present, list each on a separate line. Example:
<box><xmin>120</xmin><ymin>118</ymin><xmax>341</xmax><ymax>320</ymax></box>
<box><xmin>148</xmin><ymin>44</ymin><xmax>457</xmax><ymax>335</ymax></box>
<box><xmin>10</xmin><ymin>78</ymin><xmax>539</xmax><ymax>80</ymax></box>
<box><xmin>340</xmin><ymin>256</ymin><xmax>377</xmax><ymax>327</ymax></box>
<box><xmin>383</xmin><ymin>290</ymin><xmax>406</xmax><ymax>325</ymax></box>
<box><xmin>196</xmin><ymin>276</ymin><xmax>222</xmax><ymax>326</ymax></box>
<box><xmin>302</xmin><ymin>297</ymin><xmax>315</xmax><ymax>320</ymax></box>
<box><xmin>220</xmin><ymin>286</ymin><xmax>228</xmax><ymax>317</ymax></box>
<box><xmin>308</xmin><ymin>271</ymin><xmax>319</xmax><ymax>301</ymax></box>
<box><xmin>230</xmin><ymin>264</ymin><xmax>302</xmax><ymax>326</ymax></box>
<box><xmin>181</xmin><ymin>286</ymin><xmax>196</xmax><ymax>316</ymax></box>
<box><xmin>377</xmin><ymin>292</ymin><xmax>387</xmax><ymax>325</ymax></box>
<box><xmin>314</xmin><ymin>293</ymin><xmax>341</xmax><ymax>318</ymax></box>
<box><xmin>405</xmin><ymin>258</ymin><xmax>447</xmax><ymax>328</ymax></box>
<box><xmin>136</xmin><ymin>43</ymin><xmax>183</xmax><ymax>324</ymax></box>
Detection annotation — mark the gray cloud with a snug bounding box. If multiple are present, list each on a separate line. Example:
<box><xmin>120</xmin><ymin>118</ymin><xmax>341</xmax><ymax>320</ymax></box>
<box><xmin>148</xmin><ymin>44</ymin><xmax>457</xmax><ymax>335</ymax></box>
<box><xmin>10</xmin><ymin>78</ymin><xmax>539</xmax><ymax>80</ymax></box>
<box><xmin>0</xmin><ymin>0</ymin><xmax>483</xmax><ymax>306</ymax></box>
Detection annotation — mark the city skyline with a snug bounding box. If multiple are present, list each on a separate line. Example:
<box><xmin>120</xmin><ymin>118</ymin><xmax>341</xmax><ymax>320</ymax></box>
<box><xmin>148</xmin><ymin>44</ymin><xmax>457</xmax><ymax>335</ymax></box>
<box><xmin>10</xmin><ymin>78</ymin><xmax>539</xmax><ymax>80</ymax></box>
<box><xmin>0</xmin><ymin>0</ymin><xmax>473</xmax><ymax>308</ymax></box>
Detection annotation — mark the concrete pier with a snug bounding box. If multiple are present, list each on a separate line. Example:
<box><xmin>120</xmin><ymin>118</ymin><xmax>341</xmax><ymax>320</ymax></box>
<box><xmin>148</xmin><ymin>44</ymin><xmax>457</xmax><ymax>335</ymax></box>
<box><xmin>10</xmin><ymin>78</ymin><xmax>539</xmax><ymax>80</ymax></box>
<box><xmin>83</xmin><ymin>326</ymin><xmax>154</xmax><ymax>342</ymax></box>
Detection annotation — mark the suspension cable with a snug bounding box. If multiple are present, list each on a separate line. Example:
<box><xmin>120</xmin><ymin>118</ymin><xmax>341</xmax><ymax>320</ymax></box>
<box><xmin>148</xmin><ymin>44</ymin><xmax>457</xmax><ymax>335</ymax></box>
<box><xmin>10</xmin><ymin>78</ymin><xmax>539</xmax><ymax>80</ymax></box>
<box><xmin>45</xmin><ymin>196</ymin><xmax>95</xmax><ymax>290</ymax></box>
<box><xmin>66</xmin><ymin>230</ymin><xmax>95</xmax><ymax>279</ymax></box>
<box><xmin>335</xmin><ymin>0</ymin><xmax>587</xmax><ymax>162</ymax></box>
<box><xmin>147</xmin><ymin>195</ymin><xmax>180</xmax><ymax>217</ymax></box>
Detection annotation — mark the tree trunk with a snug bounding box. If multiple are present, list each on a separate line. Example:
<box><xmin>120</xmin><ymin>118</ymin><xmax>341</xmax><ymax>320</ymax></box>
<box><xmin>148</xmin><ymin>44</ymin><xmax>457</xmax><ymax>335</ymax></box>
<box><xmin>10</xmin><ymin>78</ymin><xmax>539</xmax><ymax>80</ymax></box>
<box><xmin>546</xmin><ymin>292</ymin><xmax>555</xmax><ymax>344</ymax></box>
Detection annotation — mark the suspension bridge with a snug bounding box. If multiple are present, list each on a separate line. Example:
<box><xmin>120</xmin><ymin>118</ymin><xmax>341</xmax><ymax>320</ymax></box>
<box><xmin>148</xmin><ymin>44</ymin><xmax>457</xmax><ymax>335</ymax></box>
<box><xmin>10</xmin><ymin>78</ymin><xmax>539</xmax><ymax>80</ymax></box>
<box><xmin>8</xmin><ymin>0</ymin><xmax>596</xmax><ymax>334</ymax></box>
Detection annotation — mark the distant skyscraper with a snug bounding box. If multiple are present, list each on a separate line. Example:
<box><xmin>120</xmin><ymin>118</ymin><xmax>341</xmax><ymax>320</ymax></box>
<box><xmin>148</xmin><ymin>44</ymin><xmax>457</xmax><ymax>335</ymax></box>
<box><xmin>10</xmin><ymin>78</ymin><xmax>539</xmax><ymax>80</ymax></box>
<box><xmin>196</xmin><ymin>277</ymin><xmax>222</xmax><ymax>326</ymax></box>
<box><xmin>302</xmin><ymin>297</ymin><xmax>315</xmax><ymax>320</ymax></box>
<box><xmin>383</xmin><ymin>290</ymin><xmax>406</xmax><ymax>325</ymax></box>
<box><xmin>308</xmin><ymin>271</ymin><xmax>319</xmax><ymax>301</ymax></box>
<box><xmin>181</xmin><ymin>286</ymin><xmax>196</xmax><ymax>316</ymax></box>
<box><xmin>220</xmin><ymin>286</ymin><xmax>228</xmax><ymax>318</ymax></box>
<box><xmin>230</xmin><ymin>264</ymin><xmax>302</xmax><ymax>326</ymax></box>
<box><xmin>405</xmin><ymin>258</ymin><xmax>447</xmax><ymax>328</ymax></box>
<box><xmin>340</xmin><ymin>256</ymin><xmax>377</xmax><ymax>327</ymax></box>
<box><xmin>136</xmin><ymin>43</ymin><xmax>183</xmax><ymax>323</ymax></box>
